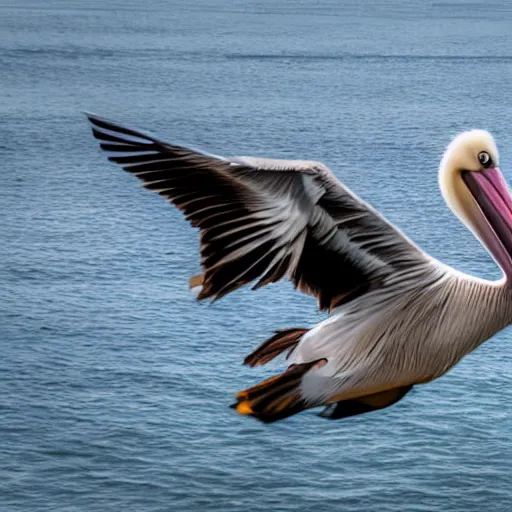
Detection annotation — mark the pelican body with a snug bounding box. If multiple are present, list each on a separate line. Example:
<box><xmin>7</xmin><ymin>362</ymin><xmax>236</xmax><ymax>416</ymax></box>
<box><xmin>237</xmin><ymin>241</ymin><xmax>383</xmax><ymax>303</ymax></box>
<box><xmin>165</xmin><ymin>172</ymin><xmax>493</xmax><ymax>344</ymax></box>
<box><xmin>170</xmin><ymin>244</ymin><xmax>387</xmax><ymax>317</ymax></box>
<box><xmin>87</xmin><ymin>114</ymin><xmax>512</xmax><ymax>423</ymax></box>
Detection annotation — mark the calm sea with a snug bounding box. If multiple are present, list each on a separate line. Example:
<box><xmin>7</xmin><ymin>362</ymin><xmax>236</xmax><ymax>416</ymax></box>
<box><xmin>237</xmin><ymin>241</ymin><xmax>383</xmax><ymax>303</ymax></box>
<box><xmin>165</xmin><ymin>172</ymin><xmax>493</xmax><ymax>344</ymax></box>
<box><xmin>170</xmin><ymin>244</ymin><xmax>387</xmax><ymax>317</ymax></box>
<box><xmin>2</xmin><ymin>1</ymin><xmax>512</xmax><ymax>510</ymax></box>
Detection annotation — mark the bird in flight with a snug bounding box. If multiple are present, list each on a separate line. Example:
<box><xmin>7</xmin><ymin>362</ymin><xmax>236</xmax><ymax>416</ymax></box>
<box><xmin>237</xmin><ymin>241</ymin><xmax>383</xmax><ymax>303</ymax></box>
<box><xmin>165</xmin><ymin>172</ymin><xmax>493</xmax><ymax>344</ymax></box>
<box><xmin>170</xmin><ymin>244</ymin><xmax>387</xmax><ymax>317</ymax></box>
<box><xmin>87</xmin><ymin>114</ymin><xmax>512</xmax><ymax>423</ymax></box>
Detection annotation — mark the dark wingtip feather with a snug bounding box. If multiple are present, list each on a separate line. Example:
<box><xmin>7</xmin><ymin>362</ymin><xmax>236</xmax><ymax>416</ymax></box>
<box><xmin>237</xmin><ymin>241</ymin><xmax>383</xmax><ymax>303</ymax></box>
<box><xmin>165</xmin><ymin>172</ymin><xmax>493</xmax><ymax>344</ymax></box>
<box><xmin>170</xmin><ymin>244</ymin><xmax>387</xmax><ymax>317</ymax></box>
<box><xmin>84</xmin><ymin>111</ymin><xmax>113</xmax><ymax>128</ymax></box>
<box><xmin>84</xmin><ymin>111</ymin><xmax>114</xmax><ymax>124</ymax></box>
<box><xmin>84</xmin><ymin>112</ymin><xmax>161</xmax><ymax>145</ymax></box>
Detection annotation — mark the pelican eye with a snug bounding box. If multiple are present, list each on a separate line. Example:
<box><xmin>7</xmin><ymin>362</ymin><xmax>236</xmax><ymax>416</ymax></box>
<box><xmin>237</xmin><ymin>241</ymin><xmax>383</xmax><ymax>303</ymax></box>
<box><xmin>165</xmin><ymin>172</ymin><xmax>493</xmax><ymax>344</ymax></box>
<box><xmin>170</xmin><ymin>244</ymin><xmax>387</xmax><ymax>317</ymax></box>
<box><xmin>478</xmin><ymin>151</ymin><xmax>492</xmax><ymax>168</ymax></box>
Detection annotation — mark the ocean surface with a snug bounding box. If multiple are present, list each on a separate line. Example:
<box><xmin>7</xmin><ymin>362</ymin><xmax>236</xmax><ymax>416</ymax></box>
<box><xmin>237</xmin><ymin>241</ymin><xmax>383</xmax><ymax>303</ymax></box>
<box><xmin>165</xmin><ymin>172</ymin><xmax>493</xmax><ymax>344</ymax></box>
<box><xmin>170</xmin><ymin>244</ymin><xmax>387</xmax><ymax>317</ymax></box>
<box><xmin>2</xmin><ymin>1</ymin><xmax>512</xmax><ymax>510</ymax></box>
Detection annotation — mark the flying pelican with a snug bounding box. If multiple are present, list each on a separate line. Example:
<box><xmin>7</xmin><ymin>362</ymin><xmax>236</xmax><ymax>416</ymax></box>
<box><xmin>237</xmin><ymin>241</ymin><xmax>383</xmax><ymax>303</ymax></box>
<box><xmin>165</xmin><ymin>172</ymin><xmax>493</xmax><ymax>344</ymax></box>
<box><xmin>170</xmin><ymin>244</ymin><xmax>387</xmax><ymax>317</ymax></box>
<box><xmin>87</xmin><ymin>114</ymin><xmax>512</xmax><ymax>423</ymax></box>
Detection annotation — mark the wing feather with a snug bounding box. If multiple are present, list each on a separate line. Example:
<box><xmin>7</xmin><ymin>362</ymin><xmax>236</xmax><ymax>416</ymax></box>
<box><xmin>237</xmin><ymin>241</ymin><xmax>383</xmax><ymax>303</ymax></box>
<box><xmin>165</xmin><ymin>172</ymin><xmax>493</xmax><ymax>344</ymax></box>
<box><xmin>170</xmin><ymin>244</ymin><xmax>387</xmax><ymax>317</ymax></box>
<box><xmin>87</xmin><ymin>114</ymin><xmax>429</xmax><ymax>310</ymax></box>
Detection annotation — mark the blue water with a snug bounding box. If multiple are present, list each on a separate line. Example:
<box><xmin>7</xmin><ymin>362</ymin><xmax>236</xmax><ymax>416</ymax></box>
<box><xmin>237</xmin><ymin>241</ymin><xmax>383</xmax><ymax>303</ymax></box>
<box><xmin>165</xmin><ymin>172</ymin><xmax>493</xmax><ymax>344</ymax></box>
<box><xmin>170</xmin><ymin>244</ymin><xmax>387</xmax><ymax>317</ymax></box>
<box><xmin>2</xmin><ymin>1</ymin><xmax>512</xmax><ymax>510</ymax></box>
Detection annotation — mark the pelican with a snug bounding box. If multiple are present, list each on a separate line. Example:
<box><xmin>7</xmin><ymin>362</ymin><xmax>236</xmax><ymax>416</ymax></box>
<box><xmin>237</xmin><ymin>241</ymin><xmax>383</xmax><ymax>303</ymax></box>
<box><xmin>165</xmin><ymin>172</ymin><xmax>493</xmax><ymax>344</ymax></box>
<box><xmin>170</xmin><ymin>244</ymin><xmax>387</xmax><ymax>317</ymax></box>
<box><xmin>87</xmin><ymin>113</ymin><xmax>512</xmax><ymax>423</ymax></box>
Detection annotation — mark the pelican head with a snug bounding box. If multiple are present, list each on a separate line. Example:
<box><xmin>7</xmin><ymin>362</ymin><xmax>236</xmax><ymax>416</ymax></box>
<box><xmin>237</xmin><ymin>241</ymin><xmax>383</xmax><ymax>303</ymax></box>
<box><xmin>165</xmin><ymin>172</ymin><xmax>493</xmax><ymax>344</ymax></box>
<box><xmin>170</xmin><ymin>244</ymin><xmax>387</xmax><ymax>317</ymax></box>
<box><xmin>439</xmin><ymin>130</ymin><xmax>512</xmax><ymax>280</ymax></box>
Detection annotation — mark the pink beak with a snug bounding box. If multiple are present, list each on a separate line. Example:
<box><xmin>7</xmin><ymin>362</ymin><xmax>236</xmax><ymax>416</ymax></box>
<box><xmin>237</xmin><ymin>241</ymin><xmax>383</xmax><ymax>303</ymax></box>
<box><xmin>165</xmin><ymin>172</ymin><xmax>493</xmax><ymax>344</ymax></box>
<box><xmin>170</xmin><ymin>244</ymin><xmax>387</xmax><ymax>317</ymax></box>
<box><xmin>463</xmin><ymin>167</ymin><xmax>512</xmax><ymax>278</ymax></box>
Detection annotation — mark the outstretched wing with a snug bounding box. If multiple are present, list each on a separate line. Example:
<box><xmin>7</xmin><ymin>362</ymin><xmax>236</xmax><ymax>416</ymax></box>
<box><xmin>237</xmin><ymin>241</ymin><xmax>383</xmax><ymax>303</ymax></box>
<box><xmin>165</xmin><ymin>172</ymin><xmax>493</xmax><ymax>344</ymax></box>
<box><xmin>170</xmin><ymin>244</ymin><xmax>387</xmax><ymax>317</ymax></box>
<box><xmin>87</xmin><ymin>114</ymin><xmax>429</xmax><ymax>310</ymax></box>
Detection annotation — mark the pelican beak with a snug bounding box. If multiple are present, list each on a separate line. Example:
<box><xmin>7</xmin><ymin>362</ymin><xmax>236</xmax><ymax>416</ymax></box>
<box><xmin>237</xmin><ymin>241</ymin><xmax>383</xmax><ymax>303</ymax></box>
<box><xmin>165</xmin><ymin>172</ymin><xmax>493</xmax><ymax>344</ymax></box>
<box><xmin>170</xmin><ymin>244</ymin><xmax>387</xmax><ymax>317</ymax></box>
<box><xmin>462</xmin><ymin>167</ymin><xmax>512</xmax><ymax>267</ymax></box>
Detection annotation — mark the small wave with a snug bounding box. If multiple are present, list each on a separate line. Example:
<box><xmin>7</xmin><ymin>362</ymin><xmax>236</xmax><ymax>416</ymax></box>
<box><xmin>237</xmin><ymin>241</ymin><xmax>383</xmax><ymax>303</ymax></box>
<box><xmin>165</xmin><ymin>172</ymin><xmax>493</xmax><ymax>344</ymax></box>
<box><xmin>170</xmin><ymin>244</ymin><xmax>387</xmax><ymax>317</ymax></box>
<box><xmin>226</xmin><ymin>53</ymin><xmax>512</xmax><ymax>62</ymax></box>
